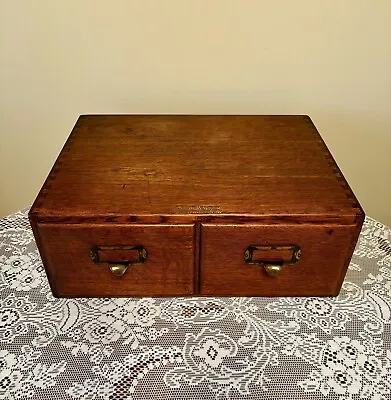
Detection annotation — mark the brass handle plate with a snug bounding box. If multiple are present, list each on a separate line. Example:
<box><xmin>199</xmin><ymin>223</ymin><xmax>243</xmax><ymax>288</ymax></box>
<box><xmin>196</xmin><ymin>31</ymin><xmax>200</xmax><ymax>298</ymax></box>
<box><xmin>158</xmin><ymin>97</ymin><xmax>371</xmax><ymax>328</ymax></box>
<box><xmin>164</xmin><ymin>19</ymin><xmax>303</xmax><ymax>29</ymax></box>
<box><xmin>89</xmin><ymin>245</ymin><xmax>148</xmax><ymax>277</ymax></box>
<box><xmin>244</xmin><ymin>245</ymin><xmax>301</xmax><ymax>277</ymax></box>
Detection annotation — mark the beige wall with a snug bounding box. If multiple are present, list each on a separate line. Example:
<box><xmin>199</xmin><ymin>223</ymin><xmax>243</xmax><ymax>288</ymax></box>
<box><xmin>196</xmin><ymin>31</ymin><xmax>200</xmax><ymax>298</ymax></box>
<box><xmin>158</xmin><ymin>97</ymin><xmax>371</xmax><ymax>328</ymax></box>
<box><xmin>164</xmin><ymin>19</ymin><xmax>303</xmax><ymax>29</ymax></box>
<box><xmin>1</xmin><ymin>0</ymin><xmax>390</xmax><ymax>225</ymax></box>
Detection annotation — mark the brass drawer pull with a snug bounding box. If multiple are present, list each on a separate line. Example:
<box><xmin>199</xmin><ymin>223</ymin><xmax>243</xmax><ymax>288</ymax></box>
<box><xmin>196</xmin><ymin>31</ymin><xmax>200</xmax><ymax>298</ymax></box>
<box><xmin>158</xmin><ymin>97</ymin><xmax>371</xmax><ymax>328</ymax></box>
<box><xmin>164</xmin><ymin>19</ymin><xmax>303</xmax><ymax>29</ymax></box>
<box><xmin>89</xmin><ymin>245</ymin><xmax>148</xmax><ymax>277</ymax></box>
<box><xmin>244</xmin><ymin>245</ymin><xmax>301</xmax><ymax>277</ymax></box>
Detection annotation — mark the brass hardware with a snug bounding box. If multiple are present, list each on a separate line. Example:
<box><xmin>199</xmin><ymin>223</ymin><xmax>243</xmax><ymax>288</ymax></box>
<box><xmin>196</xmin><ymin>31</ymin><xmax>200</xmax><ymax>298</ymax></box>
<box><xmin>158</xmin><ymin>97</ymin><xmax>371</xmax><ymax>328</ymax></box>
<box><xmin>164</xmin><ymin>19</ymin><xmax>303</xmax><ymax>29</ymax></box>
<box><xmin>263</xmin><ymin>264</ymin><xmax>282</xmax><ymax>277</ymax></box>
<box><xmin>244</xmin><ymin>245</ymin><xmax>301</xmax><ymax>277</ymax></box>
<box><xmin>89</xmin><ymin>245</ymin><xmax>147</xmax><ymax>277</ymax></box>
<box><xmin>109</xmin><ymin>264</ymin><xmax>129</xmax><ymax>277</ymax></box>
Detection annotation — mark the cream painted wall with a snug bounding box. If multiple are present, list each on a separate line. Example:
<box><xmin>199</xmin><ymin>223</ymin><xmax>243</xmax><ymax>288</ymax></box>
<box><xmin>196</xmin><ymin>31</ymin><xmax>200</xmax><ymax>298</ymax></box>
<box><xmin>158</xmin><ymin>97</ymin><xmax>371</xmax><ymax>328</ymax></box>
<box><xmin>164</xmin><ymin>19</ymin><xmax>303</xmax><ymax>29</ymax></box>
<box><xmin>1</xmin><ymin>0</ymin><xmax>390</xmax><ymax>225</ymax></box>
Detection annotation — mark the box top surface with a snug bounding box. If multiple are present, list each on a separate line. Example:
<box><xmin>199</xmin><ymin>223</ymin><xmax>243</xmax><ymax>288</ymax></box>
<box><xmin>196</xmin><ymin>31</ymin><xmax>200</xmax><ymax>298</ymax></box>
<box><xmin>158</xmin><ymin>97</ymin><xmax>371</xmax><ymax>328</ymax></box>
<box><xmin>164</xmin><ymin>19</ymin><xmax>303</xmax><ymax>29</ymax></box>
<box><xmin>30</xmin><ymin>115</ymin><xmax>363</xmax><ymax>224</ymax></box>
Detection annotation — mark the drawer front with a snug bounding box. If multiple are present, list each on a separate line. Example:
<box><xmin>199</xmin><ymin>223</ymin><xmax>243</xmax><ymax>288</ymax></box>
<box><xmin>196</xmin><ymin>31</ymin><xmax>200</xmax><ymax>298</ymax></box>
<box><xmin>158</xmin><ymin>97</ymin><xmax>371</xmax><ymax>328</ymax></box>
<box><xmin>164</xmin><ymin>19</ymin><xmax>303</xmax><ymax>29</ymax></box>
<box><xmin>200</xmin><ymin>224</ymin><xmax>357</xmax><ymax>296</ymax></box>
<box><xmin>37</xmin><ymin>224</ymin><xmax>195</xmax><ymax>297</ymax></box>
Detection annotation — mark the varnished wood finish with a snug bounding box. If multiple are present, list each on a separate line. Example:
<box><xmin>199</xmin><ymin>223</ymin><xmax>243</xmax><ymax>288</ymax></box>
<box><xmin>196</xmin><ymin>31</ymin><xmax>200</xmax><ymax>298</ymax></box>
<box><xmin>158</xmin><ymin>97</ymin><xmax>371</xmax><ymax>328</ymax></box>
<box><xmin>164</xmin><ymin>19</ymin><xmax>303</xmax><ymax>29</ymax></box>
<box><xmin>36</xmin><ymin>224</ymin><xmax>195</xmax><ymax>297</ymax></box>
<box><xmin>29</xmin><ymin>115</ymin><xmax>364</xmax><ymax>297</ymax></box>
<box><xmin>30</xmin><ymin>115</ymin><xmax>361</xmax><ymax>223</ymax></box>
<box><xmin>200</xmin><ymin>224</ymin><xmax>357</xmax><ymax>296</ymax></box>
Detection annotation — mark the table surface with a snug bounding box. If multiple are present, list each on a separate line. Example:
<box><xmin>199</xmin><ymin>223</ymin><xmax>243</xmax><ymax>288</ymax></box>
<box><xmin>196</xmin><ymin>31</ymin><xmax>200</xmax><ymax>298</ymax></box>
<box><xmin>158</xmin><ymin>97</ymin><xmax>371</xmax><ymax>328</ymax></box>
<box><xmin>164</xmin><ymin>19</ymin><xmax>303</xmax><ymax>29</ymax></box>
<box><xmin>0</xmin><ymin>210</ymin><xmax>390</xmax><ymax>400</ymax></box>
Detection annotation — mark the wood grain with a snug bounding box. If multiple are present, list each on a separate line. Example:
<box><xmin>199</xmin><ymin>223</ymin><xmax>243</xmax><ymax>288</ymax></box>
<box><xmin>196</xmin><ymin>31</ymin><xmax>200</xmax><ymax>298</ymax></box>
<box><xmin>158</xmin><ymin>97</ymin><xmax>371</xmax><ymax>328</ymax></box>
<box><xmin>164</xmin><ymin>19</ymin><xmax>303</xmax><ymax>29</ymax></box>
<box><xmin>200</xmin><ymin>224</ymin><xmax>358</xmax><ymax>296</ymax></box>
<box><xmin>30</xmin><ymin>115</ymin><xmax>362</xmax><ymax>223</ymax></box>
<box><xmin>36</xmin><ymin>223</ymin><xmax>195</xmax><ymax>297</ymax></box>
<box><xmin>29</xmin><ymin>115</ymin><xmax>365</xmax><ymax>297</ymax></box>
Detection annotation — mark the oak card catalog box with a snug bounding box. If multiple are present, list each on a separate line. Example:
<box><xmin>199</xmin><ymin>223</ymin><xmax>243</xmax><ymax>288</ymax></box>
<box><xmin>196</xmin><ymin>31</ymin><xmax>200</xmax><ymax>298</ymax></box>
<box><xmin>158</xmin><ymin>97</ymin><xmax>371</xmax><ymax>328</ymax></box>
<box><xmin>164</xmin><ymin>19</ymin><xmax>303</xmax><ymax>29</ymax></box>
<box><xmin>29</xmin><ymin>115</ymin><xmax>364</xmax><ymax>297</ymax></box>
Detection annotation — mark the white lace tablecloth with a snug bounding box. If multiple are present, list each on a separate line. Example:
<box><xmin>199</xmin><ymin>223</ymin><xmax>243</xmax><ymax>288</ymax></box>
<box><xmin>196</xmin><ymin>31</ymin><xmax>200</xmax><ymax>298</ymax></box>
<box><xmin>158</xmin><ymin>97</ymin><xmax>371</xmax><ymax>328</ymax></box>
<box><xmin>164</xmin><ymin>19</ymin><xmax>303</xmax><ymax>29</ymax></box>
<box><xmin>0</xmin><ymin>210</ymin><xmax>390</xmax><ymax>400</ymax></box>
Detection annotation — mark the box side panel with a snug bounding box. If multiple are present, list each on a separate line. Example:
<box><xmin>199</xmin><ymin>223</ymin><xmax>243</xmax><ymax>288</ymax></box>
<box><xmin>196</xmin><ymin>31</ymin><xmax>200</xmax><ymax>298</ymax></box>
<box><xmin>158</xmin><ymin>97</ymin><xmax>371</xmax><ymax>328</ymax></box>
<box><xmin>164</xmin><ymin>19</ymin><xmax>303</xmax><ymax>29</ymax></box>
<box><xmin>28</xmin><ymin>214</ymin><xmax>59</xmax><ymax>296</ymax></box>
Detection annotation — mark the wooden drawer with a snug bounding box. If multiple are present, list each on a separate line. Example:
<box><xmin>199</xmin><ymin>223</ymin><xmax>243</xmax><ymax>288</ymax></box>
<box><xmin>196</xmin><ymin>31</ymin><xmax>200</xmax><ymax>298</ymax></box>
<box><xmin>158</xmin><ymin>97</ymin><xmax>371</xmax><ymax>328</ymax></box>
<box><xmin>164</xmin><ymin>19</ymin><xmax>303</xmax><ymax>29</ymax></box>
<box><xmin>36</xmin><ymin>224</ymin><xmax>195</xmax><ymax>297</ymax></box>
<box><xmin>200</xmin><ymin>224</ymin><xmax>358</xmax><ymax>296</ymax></box>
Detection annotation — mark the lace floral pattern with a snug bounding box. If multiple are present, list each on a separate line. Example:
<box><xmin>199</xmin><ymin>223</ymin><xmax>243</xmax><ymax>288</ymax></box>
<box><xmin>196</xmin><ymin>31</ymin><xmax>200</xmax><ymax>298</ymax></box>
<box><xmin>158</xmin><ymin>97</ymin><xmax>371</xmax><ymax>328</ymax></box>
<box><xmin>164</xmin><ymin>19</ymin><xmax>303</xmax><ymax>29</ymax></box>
<box><xmin>0</xmin><ymin>210</ymin><xmax>391</xmax><ymax>399</ymax></box>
